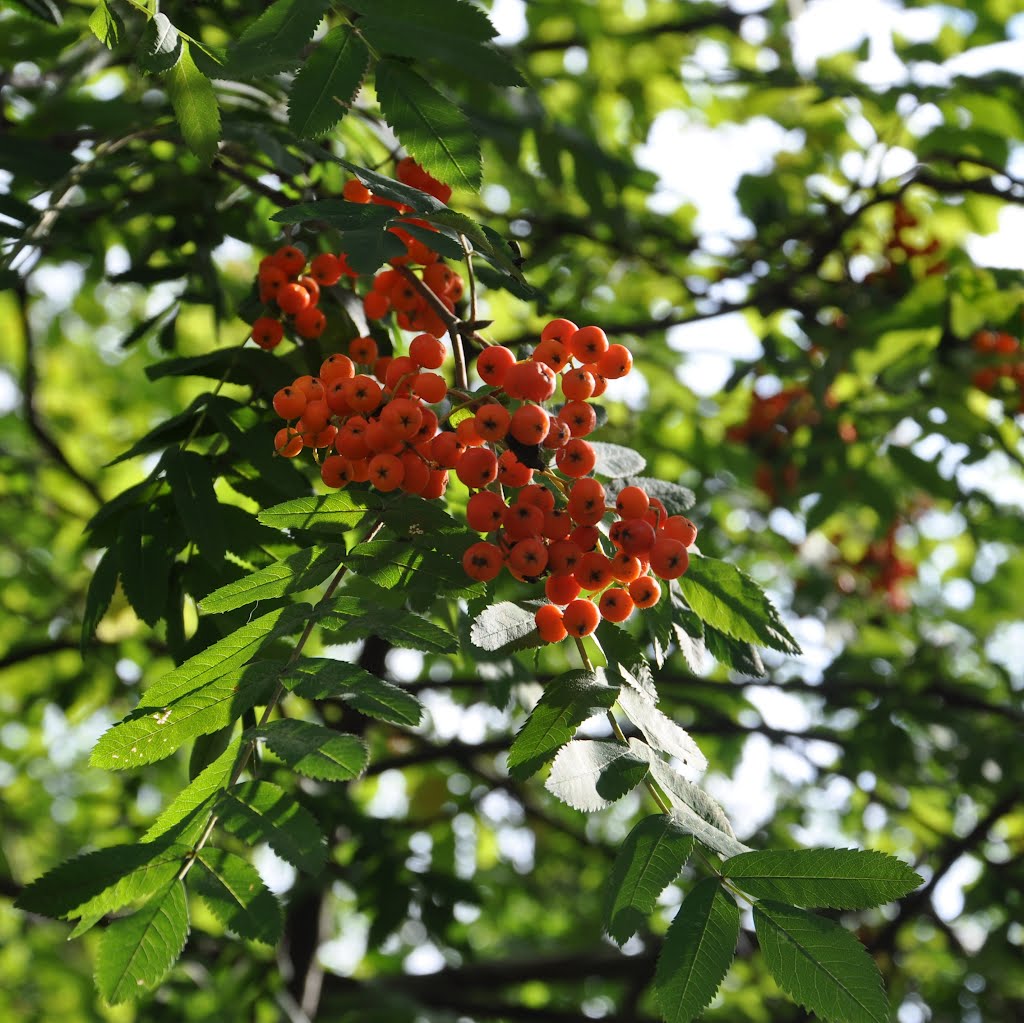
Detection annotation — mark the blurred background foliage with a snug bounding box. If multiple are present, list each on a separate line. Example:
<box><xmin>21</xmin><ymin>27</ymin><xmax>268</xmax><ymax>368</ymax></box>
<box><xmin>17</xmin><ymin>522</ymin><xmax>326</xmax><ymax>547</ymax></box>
<box><xmin>2</xmin><ymin>0</ymin><xmax>1023</xmax><ymax>1020</ymax></box>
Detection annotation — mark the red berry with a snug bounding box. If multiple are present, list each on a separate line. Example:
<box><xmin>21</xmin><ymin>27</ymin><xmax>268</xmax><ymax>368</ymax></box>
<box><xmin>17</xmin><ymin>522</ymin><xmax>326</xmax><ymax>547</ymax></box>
<box><xmin>535</xmin><ymin>603</ymin><xmax>568</xmax><ymax>643</ymax></box>
<box><xmin>562</xmin><ymin>598</ymin><xmax>600</xmax><ymax>637</ymax></box>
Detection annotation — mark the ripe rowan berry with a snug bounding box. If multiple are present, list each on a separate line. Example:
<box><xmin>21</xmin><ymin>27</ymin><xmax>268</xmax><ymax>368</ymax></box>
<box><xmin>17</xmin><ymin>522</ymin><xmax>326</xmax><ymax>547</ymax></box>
<box><xmin>663</xmin><ymin>515</ymin><xmax>698</xmax><ymax>547</ymax></box>
<box><xmin>423</xmin><ymin>262</ymin><xmax>456</xmax><ymax>295</ymax></box>
<box><xmin>599</xmin><ymin>588</ymin><xmax>634</xmax><ymax>623</ymax></box>
<box><xmin>575</xmin><ymin>551</ymin><xmax>614</xmax><ymax>590</ymax></box>
<box><xmin>400</xmin><ymin>452</ymin><xmax>431</xmax><ymax>495</ymax></box>
<box><xmin>509</xmin><ymin>403</ymin><xmax>550</xmax><ymax>445</ymax></box>
<box><xmin>650</xmin><ymin>537</ymin><xmax>689</xmax><ymax>579</ymax></box>
<box><xmin>496</xmin><ymin>449</ymin><xmax>533</xmax><ymax>488</ymax></box>
<box><xmin>309</xmin><ymin>252</ymin><xmax>343</xmax><ymax>286</ymax></box>
<box><xmin>610</xmin><ymin>550</ymin><xmax>643</xmax><ymax>584</ymax></box>
<box><xmin>277</xmin><ymin>282</ymin><xmax>311</xmax><ymax>316</ymax></box>
<box><xmin>321</xmin><ymin>455</ymin><xmax>354</xmax><ymax>489</ymax></box>
<box><xmin>618</xmin><ymin>518</ymin><xmax>656</xmax><ymax>557</ymax></box>
<box><xmin>297</xmin><ymin>275</ymin><xmax>320</xmax><ymax>306</ymax></box>
<box><xmin>568</xmin><ymin>477</ymin><xmax>606</xmax><ymax>526</ymax></box>
<box><xmin>508</xmin><ymin>538</ymin><xmax>548</xmax><ymax>577</ymax></box>
<box><xmin>293</xmin><ymin>375</ymin><xmax>326</xmax><ymax>402</ymax></box>
<box><xmin>385</xmin><ymin>355</ymin><xmax>418</xmax><ymax>394</ymax></box>
<box><xmin>545</xmin><ymin>573</ymin><xmax>582</xmax><ymax>606</ymax></box>
<box><xmin>567</xmin><ymin>325</ymin><xmax>609</xmax><ymax>363</ymax></box>
<box><xmin>412</xmin><ymin>372</ymin><xmax>448</xmax><ymax>404</ymax></box>
<box><xmin>477</xmin><ymin>345</ymin><xmax>516</xmax><ymax>387</ymax></box>
<box><xmin>542</xmin><ymin>507</ymin><xmax>573</xmax><ymax>541</ymax></box>
<box><xmin>409</xmin><ymin>333</ymin><xmax>447</xmax><ymax>369</ymax></box>
<box><xmin>300</xmin><ymin>399</ymin><xmax>330</xmax><ymax>432</ymax></box>
<box><xmin>548</xmin><ymin>539</ymin><xmax>583</xmax><ymax>574</ymax></box>
<box><xmin>519</xmin><ymin>484</ymin><xmax>556</xmax><ymax>513</ymax></box>
<box><xmin>559</xmin><ymin>400</ymin><xmax>597</xmax><ymax>438</ymax></box>
<box><xmin>615</xmin><ymin>485</ymin><xmax>649</xmax><ymax>520</ymax></box>
<box><xmin>561</xmin><ymin>368</ymin><xmax>595</xmax><ymax>401</ymax></box>
<box><xmin>467</xmin><ymin>490</ymin><xmax>506</xmax><ymax>532</ymax></box>
<box><xmin>562</xmin><ymin>598</ymin><xmax>600</xmax><ymax>637</ymax></box>
<box><xmin>556</xmin><ymin>438</ymin><xmax>596</xmax><ymax>478</ymax></box>
<box><xmin>533</xmin><ymin>338</ymin><xmax>568</xmax><ymax>372</ymax></box>
<box><xmin>365</xmin><ymin>418</ymin><xmax>402</xmax><ymax>455</ymax></box>
<box><xmin>463</xmin><ymin>541</ymin><xmax>504</xmax><ymax>582</ymax></box>
<box><xmin>628</xmin><ymin>575</ymin><xmax>661</xmax><ymax>608</ymax></box>
<box><xmin>541</xmin><ymin>318</ymin><xmax>579</xmax><ymax>344</ymax></box>
<box><xmin>455</xmin><ymin>446</ymin><xmax>499</xmax><ymax>488</ymax></box>
<box><xmin>294</xmin><ymin>306</ymin><xmax>326</xmax><ymax>339</ymax></box>
<box><xmin>274</xmin><ymin>426</ymin><xmax>303</xmax><ymax>458</ymax></box>
<box><xmin>474</xmin><ymin>403</ymin><xmax>511</xmax><ymax>442</ymax></box>
<box><xmin>503</xmin><ymin>501</ymin><xmax>545</xmax><ymax>540</ymax></box>
<box><xmin>363</xmin><ymin>291</ymin><xmax>390</xmax><ymax>320</ymax></box>
<box><xmin>320</xmin><ymin>354</ymin><xmax>355</xmax><ymax>383</ymax></box>
<box><xmin>343</xmin><ymin>178</ymin><xmax>372</xmax><ymax>203</ymax></box>
<box><xmin>503</xmin><ymin>361</ymin><xmax>557</xmax><ymax>403</ymax></box>
<box><xmin>368</xmin><ymin>453</ymin><xmax>405</xmax><ymax>492</ymax></box>
<box><xmin>350</xmin><ymin>336</ymin><xmax>379</xmax><ymax>364</ymax></box>
<box><xmin>543</xmin><ymin>418</ymin><xmax>571</xmax><ymax>450</ymax></box>
<box><xmin>251</xmin><ymin>317</ymin><xmax>284</xmax><ymax>350</ymax></box>
<box><xmin>336</xmin><ymin>418</ymin><xmax>370</xmax><ymax>460</ymax></box>
<box><xmin>569</xmin><ymin>524</ymin><xmax>600</xmax><ymax>551</ymax></box>
<box><xmin>596</xmin><ymin>343</ymin><xmax>633</xmax><ymax>379</ymax></box>
<box><xmin>535</xmin><ymin>603</ymin><xmax>568</xmax><ymax>643</ymax></box>
<box><xmin>343</xmin><ymin>375</ymin><xmax>383</xmax><ymax>414</ymax></box>
<box><xmin>431</xmin><ymin>431</ymin><xmax>465</xmax><ymax>469</ymax></box>
<box><xmin>273</xmin><ymin>386</ymin><xmax>307</xmax><ymax>420</ymax></box>
<box><xmin>273</xmin><ymin>245</ymin><xmax>306</xmax><ymax>276</ymax></box>
<box><xmin>414</xmin><ymin>407</ymin><xmax>439</xmax><ymax>444</ymax></box>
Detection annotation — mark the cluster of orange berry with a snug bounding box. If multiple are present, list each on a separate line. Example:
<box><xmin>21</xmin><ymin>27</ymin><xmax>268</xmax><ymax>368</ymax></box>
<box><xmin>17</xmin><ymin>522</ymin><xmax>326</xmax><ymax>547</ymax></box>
<box><xmin>970</xmin><ymin>329</ymin><xmax>1024</xmax><ymax>412</ymax></box>
<box><xmin>836</xmin><ymin>522</ymin><xmax>916</xmax><ymax>613</ymax></box>
<box><xmin>271</xmin><ymin>332</ymin><xmax>451</xmax><ymax>498</ymax></box>
<box><xmin>249</xmin><ymin>245</ymin><xmax>358</xmax><ymax>350</ymax></box>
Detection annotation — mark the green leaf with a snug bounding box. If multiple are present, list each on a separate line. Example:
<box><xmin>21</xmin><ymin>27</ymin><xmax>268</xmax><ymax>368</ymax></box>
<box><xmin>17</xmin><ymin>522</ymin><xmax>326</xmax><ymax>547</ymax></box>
<box><xmin>677</xmin><ymin>556</ymin><xmax>800</xmax><ymax>655</ymax></box>
<box><xmin>645</xmin><ymin>760</ymin><xmax>751</xmax><ymax>860</ymax></box>
<box><xmin>616</xmin><ymin>686</ymin><xmax>707</xmax><ymax>776</ymax></box>
<box><xmin>90</xmin><ymin>661</ymin><xmax>282</xmax><ymax>770</ymax></box>
<box><xmin>594</xmin><ymin>748</ymin><xmax>651</xmax><ymax>800</ymax></box>
<box><xmin>81</xmin><ymin>546</ymin><xmax>119</xmax><ymax>650</ymax></box>
<box><xmin>723</xmin><ymin>849</ymin><xmax>923</xmax><ymax>909</ymax></box>
<box><xmin>165</xmin><ymin>42</ymin><xmax>221</xmax><ymax>165</ymax></box>
<box><xmin>345</xmin><ymin>0</ymin><xmax>497</xmax><ymax>40</ymax></box>
<box><xmin>257</xmin><ymin>491</ymin><xmax>379</xmax><ymax>532</ymax></box>
<box><xmin>16</xmin><ymin>842</ymin><xmax>189</xmax><ymax>921</ymax></box>
<box><xmin>754</xmin><ymin>901</ymin><xmax>889</xmax><ymax>1023</ymax></box>
<box><xmin>337</xmin><ymin>226</ymin><xmax>408</xmax><ymax>275</ymax></box>
<box><xmin>358</xmin><ymin>15</ymin><xmax>523</xmax><ymax>86</ymax></box>
<box><xmin>589</xmin><ymin>442</ymin><xmax>647</xmax><ymax>478</ymax></box>
<box><xmin>137</xmin><ymin>13</ymin><xmax>181</xmax><ymax>75</ymax></box>
<box><xmin>140</xmin><ymin>604</ymin><xmax>310</xmax><ymax>708</ymax></box>
<box><xmin>95</xmin><ymin>881</ymin><xmax>189</xmax><ymax>1004</ymax></box>
<box><xmin>144</xmin><ymin>738</ymin><xmax>243</xmax><ymax>843</ymax></box>
<box><xmin>199</xmin><ymin>544</ymin><xmax>345</xmax><ymax>614</ymax></box>
<box><xmin>192</xmin><ymin>848</ymin><xmax>283</xmax><ymax>946</ymax></box>
<box><xmin>507</xmin><ymin>670</ymin><xmax>619</xmax><ymax>780</ymax></box>
<box><xmin>164</xmin><ymin>449</ymin><xmax>226</xmax><ymax>564</ymax></box>
<box><xmin>257</xmin><ymin>719</ymin><xmax>369</xmax><ymax>782</ymax></box>
<box><xmin>470</xmin><ymin>600</ymin><xmax>542</xmax><ymax>652</ymax></box>
<box><xmin>545</xmin><ymin>739</ymin><xmax>650</xmax><ymax>812</ymax></box>
<box><xmin>374</xmin><ymin>60</ymin><xmax>482</xmax><ymax>192</ymax></box>
<box><xmin>282</xmin><ymin>657</ymin><xmax>422</xmax><ymax>726</ymax></box>
<box><xmin>604</xmin><ymin>815</ymin><xmax>695</xmax><ymax>945</ymax></box>
<box><xmin>7</xmin><ymin>0</ymin><xmax>62</xmax><ymax>24</ymax></box>
<box><xmin>288</xmin><ymin>26</ymin><xmax>370</xmax><ymax>137</ymax></box>
<box><xmin>703</xmin><ymin>626</ymin><xmax>765</xmax><ymax>676</ymax></box>
<box><xmin>344</xmin><ymin>540</ymin><xmax>472</xmax><ymax>596</ymax></box>
<box><xmin>88</xmin><ymin>0</ymin><xmax>123</xmax><ymax>48</ymax></box>
<box><xmin>655</xmin><ymin>879</ymin><xmax>739</xmax><ymax>1023</ymax></box>
<box><xmin>321</xmin><ymin>598</ymin><xmax>456</xmax><ymax>654</ymax></box>
<box><xmin>271</xmin><ymin>200</ymin><xmax>395</xmax><ymax>229</ymax></box>
<box><xmin>227</xmin><ymin>0</ymin><xmax>331</xmax><ymax>77</ymax></box>
<box><xmin>117</xmin><ymin>507</ymin><xmax>169</xmax><ymax>626</ymax></box>
<box><xmin>219</xmin><ymin>781</ymin><xmax>326</xmax><ymax>873</ymax></box>
<box><xmin>605</xmin><ymin>476</ymin><xmax>696</xmax><ymax>514</ymax></box>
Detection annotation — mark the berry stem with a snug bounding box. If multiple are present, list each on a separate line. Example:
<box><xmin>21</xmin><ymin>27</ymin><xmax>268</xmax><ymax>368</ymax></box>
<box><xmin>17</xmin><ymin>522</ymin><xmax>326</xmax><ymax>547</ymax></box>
<box><xmin>178</xmin><ymin>517</ymin><xmax>385</xmax><ymax>880</ymax></box>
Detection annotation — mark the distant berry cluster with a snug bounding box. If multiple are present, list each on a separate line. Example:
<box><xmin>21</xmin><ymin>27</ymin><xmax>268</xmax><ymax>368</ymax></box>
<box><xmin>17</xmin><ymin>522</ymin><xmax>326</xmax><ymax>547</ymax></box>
<box><xmin>970</xmin><ymin>329</ymin><xmax>1024</xmax><ymax>412</ymax></box>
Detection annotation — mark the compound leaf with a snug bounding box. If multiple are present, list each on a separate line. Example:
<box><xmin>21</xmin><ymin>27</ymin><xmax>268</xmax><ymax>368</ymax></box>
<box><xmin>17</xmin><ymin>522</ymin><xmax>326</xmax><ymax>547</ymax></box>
<box><xmin>257</xmin><ymin>719</ymin><xmax>369</xmax><ymax>782</ymax></box>
<box><xmin>192</xmin><ymin>848</ymin><xmax>283</xmax><ymax>945</ymax></box>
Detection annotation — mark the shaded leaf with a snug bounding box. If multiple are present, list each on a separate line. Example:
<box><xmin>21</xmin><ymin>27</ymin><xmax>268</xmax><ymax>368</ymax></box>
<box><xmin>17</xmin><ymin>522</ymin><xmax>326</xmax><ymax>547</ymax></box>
<box><xmin>604</xmin><ymin>815</ymin><xmax>695</xmax><ymax>945</ymax></box>
<box><xmin>117</xmin><ymin>507</ymin><xmax>169</xmax><ymax>626</ymax></box>
<box><xmin>88</xmin><ymin>0</ymin><xmax>122</xmax><ymax>48</ymax></box>
<box><xmin>192</xmin><ymin>848</ymin><xmax>283</xmax><ymax>945</ymax></box>
<box><xmin>227</xmin><ymin>0</ymin><xmax>331</xmax><ymax>77</ymax></box>
<box><xmin>137</xmin><ymin>13</ymin><xmax>181</xmax><ymax>74</ymax></box>
<box><xmin>655</xmin><ymin>879</ymin><xmax>739</xmax><ymax>1023</ymax></box>
<box><xmin>282</xmin><ymin>657</ymin><xmax>422</xmax><ymax>726</ymax></box>
<box><xmin>289</xmin><ymin>26</ymin><xmax>370</xmax><ymax>137</ymax></box>
<box><xmin>345</xmin><ymin>0</ymin><xmax>497</xmax><ymax>40</ymax></box>
<box><xmin>322</xmin><ymin>598</ymin><xmax>456</xmax><ymax>653</ymax></box>
<box><xmin>164</xmin><ymin>449</ymin><xmax>226</xmax><ymax>564</ymax></box>
<box><xmin>545</xmin><ymin>739</ymin><xmax>647</xmax><ymax>812</ymax></box>
<box><xmin>617</xmin><ymin>686</ymin><xmax>707</xmax><ymax>777</ymax></box>
<box><xmin>95</xmin><ymin>881</ymin><xmax>189</xmax><ymax>1004</ymax></box>
<box><xmin>165</xmin><ymin>42</ymin><xmax>221</xmax><ymax>164</ymax></box>
<box><xmin>257</xmin><ymin>491</ymin><xmax>379</xmax><ymax>532</ymax></box>
<box><xmin>257</xmin><ymin>719</ymin><xmax>369</xmax><ymax>782</ymax></box>
<box><xmin>81</xmin><ymin>546</ymin><xmax>119</xmax><ymax>651</ymax></box>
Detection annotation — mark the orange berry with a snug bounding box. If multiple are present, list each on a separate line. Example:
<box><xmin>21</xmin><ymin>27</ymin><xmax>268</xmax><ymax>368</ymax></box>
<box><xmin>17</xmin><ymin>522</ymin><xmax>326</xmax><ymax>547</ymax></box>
<box><xmin>336</xmin><ymin>418</ymin><xmax>370</xmax><ymax>460</ymax></box>
<box><xmin>251</xmin><ymin>316</ymin><xmax>284</xmax><ymax>350</ymax></box>
<box><xmin>431</xmin><ymin>431</ymin><xmax>465</xmax><ymax>469</ymax></box>
<box><xmin>274</xmin><ymin>426</ymin><xmax>303</xmax><ymax>458</ymax></box>
<box><xmin>273</xmin><ymin>244</ymin><xmax>306</xmax><ymax>276</ymax></box>
<box><xmin>455</xmin><ymin>446</ymin><xmax>499</xmax><ymax>488</ymax></box>
<box><xmin>545</xmin><ymin>573</ymin><xmax>582</xmax><ymax>606</ymax></box>
<box><xmin>575</xmin><ymin>551</ymin><xmax>614</xmax><ymax>591</ymax></box>
<box><xmin>615</xmin><ymin>485</ymin><xmax>649</xmax><ymax>520</ymax></box>
<box><xmin>477</xmin><ymin>345</ymin><xmax>516</xmax><ymax>387</ymax></box>
<box><xmin>297</xmin><ymin>275</ymin><xmax>321</xmax><ymax>306</ymax></box>
<box><xmin>662</xmin><ymin>515</ymin><xmax>698</xmax><ymax>547</ymax></box>
<box><xmin>567</xmin><ymin>477</ymin><xmax>606</xmax><ymax>526</ymax></box>
<box><xmin>467</xmin><ymin>490</ymin><xmax>506</xmax><ymax>532</ymax></box>
<box><xmin>596</xmin><ymin>343</ymin><xmax>633</xmax><ymax>379</ymax></box>
<box><xmin>562</xmin><ymin>367</ymin><xmax>595</xmax><ymax>401</ymax></box>
<box><xmin>543</xmin><ymin>418</ymin><xmax>571</xmax><ymax>450</ymax></box>
<box><xmin>562</xmin><ymin>598</ymin><xmax>600</xmax><ymax>637</ymax></box>
<box><xmin>650</xmin><ymin>537</ymin><xmax>689</xmax><ymax>579</ymax></box>
<box><xmin>519</xmin><ymin>484</ymin><xmax>556</xmax><ymax>513</ymax></box>
<box><xmin>414</xmin><ymin>407</ymin><xmax>439</xmax><ymax>444</ymax></box>
<box><xmin>496</xmin><ymin>449</ymin><xmax>533</xmax><ymax>488</ymax></box>
<box><xmin>342</xmin><ymin>375</ymin><xmax>383</xmax><ymax>414</ymax></box>
<box><xmin>532</xmin><ymin>338</ymin><xmax>569</xmax><ymax>372</ymax></box>
<box><xmin>320</xmin><ymin>354</ymin><xmax>355</xmax><ymax>383</ymax></box>
<box><xmin>463</xmin><ymin>541</ymin><xmax>504</xmax><ymax>582</ymax></box>
<box><xmin>567</xmin><ymin>325</ymin><xmax>609</xmax><ymax>363</ymax></box>
<box><xmin>350</xmin><ymin>336</ymin><xmax>380</xmax><ymax>364</ymax></box>
<box><xmin>509</xmin><ymin>403</ymin><xmax>550</xmax><ymax>445</ymax></box>
<box><xmin>619</xmin><ymin>518</ymin><xmax>656</xmax><ymax>557</ymax></box>
<box><xmin>413</xmin><ymin>372</ymin><xmax>448</xmax><ymax>404</ymax></box>
<box><xmin>343</xmin><ymin>178</ymin><xmax>372</xmax><ymax>203</ymax></box>
<box><xmin>570</xmin><ymin>524</ymin><xmax>601</xmax><ymax>551</ymax></box>
<box><xmin>628</xmin><ymin>575</ymin><xmax>661</xmax><ymax>608</ymax></box>
<box><xmin>559</xmin><ymin>400</ymin><xmax>597</xmax><ymax>438</ymax></box>
<box><xmin>320</xmin><ymin>454</ymin><xmax>354</xmax><ymax>489</ymax></box>
<box><xmin>363</xmin><ymin>291</ymin><xmax>390</xmax><ymax>319</ymax></box>
<box><xmin>300</xmin><ymin>399</ymin><xmax>330</xmax><ymax>432</ymax></box>
<box><xmin>277</xmin><ymin>282</ymin><xmax>311</xmax><ymax>316</ymax></box>
<box><xmin>409</xmin><ymin>333</ymin><xmax>447</xmax><ymax>369</ymax></box>
<box><xmin>535</xmin><ymin>604</ymin><xmax>568</xmax><ymax>644</ymax></box>
<box><xmin>548</xmin><ymin>539</ymin><xmax>583</xmax><ymax>574</ymax></box>
<box><xmin>556</xmin><ymin>438</ymin><xmax>596</xmax><ymax>478</ymax></box>
<box><xmin>272</xmin><ymin>386</ymin><xmax>307</xmax><ymax>420</ymax></box>
<box><xmin>455</xmin><ymin>417</ymin><xmax>484</xmax><ymax>447</ymax></box>
<box><xmin>610</xmin><ymin>551</ymin><xmax>643</xmax><ymax>584</ymax></box>
<box><xmin>309</xmin><ymin>252</ymin><xmax>343</xmax><ymax>286</ymax></box>
<box><xmin>541</xmin><ymin>318</ymin><xmax>579</xmax><ymax>344</ymax></box>
<box><xmin>503</xmin><ymin>361</ymin><xmax>557</xmax><ymax>402</ymax></box>
<box><xmin>468</xmin><ymin>404</ymin><xmax>507</xmax><ymax>445</ymax></box>
<box><xmin>385</xmin><ymin>355</ymin><xmax>418</xmax><ymax>394</ymax></box>
<box><xmin>400</xmin><ymin>452</ymin><xmax>431</xmax><ymax>495</ymax></box>
<box><xmin>293</xmin><ymin>375</ymin><xmax>325</xmax><ymax>401</ymax></box>
<box><xmin>599</xmin><ymin>588</ymin><xmax>634</xmax><ymax>623</ymax></box>
<box><xmin>368</xmin><ymin>453</ymin><xmax>405</xmax><ymax>492</ymax></box>
<box><xmin>421</xmin><ymin>467</ymin><xmax>449</xmax><ymax>500</ymax></box>
<box><xmin>294</xmin><ymin>305</ymin><xmax>326</xmax><ymax>339</ymax></box>
<box><xmin>542</xmin><ymin>507</ymin><xmax>573</xmax><ymax>541</ymax></box>
<box><xmin>503</xmin><ymin>501</ymin><xmax>545</xmax><ymax>541</ymax></box>
<box><xmin>365</xmin><ymin>418</ymin><xmax>402</xmax><ymax>455</ymax></box>
<box><xmin>508</xmin><ymin>538</ymin><xmax>548</xmax><ymax>577</ymax></box>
